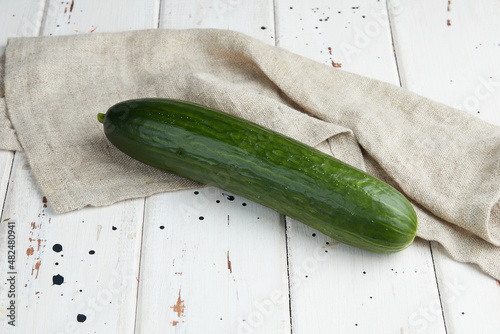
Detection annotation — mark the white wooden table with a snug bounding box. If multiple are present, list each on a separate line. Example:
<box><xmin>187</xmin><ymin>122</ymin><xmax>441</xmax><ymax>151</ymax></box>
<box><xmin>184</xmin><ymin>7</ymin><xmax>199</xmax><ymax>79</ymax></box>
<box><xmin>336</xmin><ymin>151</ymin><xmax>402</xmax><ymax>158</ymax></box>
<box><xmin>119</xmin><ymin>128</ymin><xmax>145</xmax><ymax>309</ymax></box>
<box><xmin>1</xmin><ymin>1</ymin><xmax>500</xmax><ymax>333</ymax></box>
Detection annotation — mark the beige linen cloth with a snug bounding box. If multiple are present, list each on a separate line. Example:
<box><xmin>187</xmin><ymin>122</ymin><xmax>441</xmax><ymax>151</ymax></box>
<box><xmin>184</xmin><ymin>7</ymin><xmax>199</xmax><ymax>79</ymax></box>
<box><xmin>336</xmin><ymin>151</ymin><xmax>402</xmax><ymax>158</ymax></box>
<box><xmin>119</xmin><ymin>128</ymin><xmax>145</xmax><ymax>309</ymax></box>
<box><xmin>1</xmin><ymin>29</ymin><xmax>499</xmax><ymax>280</ymax></box>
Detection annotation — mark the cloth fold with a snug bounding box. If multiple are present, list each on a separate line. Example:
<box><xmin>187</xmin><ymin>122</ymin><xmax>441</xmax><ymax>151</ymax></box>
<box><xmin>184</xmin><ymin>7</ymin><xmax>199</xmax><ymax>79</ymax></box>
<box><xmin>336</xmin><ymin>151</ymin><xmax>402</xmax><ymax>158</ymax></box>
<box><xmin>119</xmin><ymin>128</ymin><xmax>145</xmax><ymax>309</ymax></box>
<box><xmin>1</xmin><ymin>29</ymin><xmax>499</xmax><ymax>280</ymax></box>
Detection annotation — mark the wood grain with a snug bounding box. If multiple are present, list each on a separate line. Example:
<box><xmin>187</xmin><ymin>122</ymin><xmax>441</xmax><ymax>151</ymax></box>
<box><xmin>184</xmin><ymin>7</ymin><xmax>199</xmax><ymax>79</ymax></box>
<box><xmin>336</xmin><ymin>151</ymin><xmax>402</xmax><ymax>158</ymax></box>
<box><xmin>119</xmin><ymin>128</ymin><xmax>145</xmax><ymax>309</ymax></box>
<box><xmin>0</xmin><ymin>0</ymin><xmax>47</xmax><ymax>267</ymax></box>
<box><xmin>134</xmin><ymin>1</ymin><xmax>291</xmax><ymax>333</ymax></box>
<box><xmin>0</xmin><ymin>0</ymin><xmax>158</xmax><ymax>333</ymax></box>
<box><xmin>389</xmin><ymin>0</ymin><xmax>500</xmax><ymax>332</ymax></box>
<box><xmin>275</xmin><ymin>1</ymin><xmax>445</xmax><ymax>333</ymax></box>
<box><xmin>0</xmin><ymin>1</ymin><xmax>498</xmax><ymax>333</ymax></box>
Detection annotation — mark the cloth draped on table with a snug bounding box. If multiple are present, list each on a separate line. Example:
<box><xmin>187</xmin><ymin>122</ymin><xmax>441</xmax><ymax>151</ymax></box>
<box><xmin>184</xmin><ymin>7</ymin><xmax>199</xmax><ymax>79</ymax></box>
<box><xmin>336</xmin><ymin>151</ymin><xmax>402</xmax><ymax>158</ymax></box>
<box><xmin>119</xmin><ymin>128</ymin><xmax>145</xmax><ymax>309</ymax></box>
<box><xmin>0</xmin><ymin>29</ymin><xmax>499</xmax><ymax>280</ymax></box>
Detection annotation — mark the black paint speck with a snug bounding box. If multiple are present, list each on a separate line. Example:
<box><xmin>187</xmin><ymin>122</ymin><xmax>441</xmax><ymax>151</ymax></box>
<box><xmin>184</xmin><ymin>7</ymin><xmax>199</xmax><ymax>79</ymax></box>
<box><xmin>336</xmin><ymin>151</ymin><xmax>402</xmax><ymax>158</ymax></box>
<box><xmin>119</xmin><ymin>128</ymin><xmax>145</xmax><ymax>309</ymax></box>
<box><xmin>461</xmin><ymin>312</ymin><xmax>465</xmax><ymax>315</ymax></box>
<box><xmin>160</xmin><ymin>225</ymin><xmax>165</xmax><ymax>230</ymax></box>
<box><xmin>312</xmin><ymin>233</ymin><xmax>316</xmax><ymax>237</ymax></box>
<box><xmin>89</xmin><ymin>250</ymin><xmax>95</xmax><ymax>255</ymax></box>
<box><xmin>242</xmin><ymin>203</ymin><xmax>247</xmax><ymax>206</ymax></box>
<box><xmin>224</xmin><ymin>194</ymin><xmax>235</xmax><ymax>201</ymax></box>
<box><xmin>112</xmin><ymin>226</ymin><xmax>117</xmax><ymax>231</ymax></box>
<box><xmin>55</xmin><ymin>262</ymin><xmax>59</xmax><ymax>266</ymax></box>
<box><xmin>53</xmin><ymin>274</ymin><xmax>64</xmax><ymax>285</ymax></box>
<box><xmin>261</xmin><ymin>26</ymin><xmax>266</xmax><ymax>30</ymax></box>
<box><xmin>199</xmin><ymin>216</ymin><xmax>205</xmax><ymax>220</ymax></box>
<box><xmin>363</xmin><ymin>271</ymin><xmax>366</xmax><ymax>274</ymax></box>
<box><xmin>194</xmin><ymin>191</ymin><xmax>199</xmax><ymax>195</ymax></box>
<box><xmin>52</xmin><ymin>244</ymin><xmax>63</xmax><ymax>252</ymax></box>
<box><xmin>289</xmin><ymin>6</ymin><xmax>293</xmax><ymax>9</ymax></box>
<box><xmin>216</xmin><ymin>200</ymin><xmax>220</xmax><ymax>203</ymax></box>
<box><xmin>79</xmin><ymin>289</ymin><xmax>83</xmax><ymax>292</ymax></box>
<box><xmin>77</xmin><ymin>314</ymin><xmax>87</xmax><ymax>323</ymax></box>
<box><xmin>326</xmin><ymin>241</ymin><xmax>330</xmax><ymax>245</ymax></box>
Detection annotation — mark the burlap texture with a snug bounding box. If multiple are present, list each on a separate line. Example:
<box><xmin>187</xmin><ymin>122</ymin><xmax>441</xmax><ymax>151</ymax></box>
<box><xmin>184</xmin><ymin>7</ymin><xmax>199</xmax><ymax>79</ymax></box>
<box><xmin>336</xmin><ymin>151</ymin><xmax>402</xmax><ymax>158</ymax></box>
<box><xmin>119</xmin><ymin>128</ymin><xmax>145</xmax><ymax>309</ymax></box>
<box><xmin>1</xmin><ymin>29</ymin><xmax>499</xmax><ymax>280</ymax></box>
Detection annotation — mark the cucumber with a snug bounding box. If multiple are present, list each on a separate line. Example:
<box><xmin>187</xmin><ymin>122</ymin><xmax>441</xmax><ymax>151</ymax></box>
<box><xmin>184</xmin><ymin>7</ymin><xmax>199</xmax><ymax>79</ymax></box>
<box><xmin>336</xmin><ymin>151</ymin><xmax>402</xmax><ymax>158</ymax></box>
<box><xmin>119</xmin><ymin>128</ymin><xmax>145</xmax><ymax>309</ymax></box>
<box><xmin>98</xmin><ymin>98</ymin><xmax>417</xmax><ymax>253</ymax></box>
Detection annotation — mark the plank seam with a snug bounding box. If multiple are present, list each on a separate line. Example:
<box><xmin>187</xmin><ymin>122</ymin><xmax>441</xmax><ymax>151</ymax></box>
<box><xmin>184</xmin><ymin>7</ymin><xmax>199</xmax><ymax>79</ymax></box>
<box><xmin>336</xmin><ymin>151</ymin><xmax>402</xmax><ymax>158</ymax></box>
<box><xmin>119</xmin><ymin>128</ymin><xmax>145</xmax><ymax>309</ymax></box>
<box><xmin>429</xmin><ymin>241</ymin><xmax>449</xmax><ymax>334</ymax></box>
<box><xmin>0</xmin><ymin>152</ymin><xmax>16</xmax><ymax>221</ymax></box>
<box><xmin>156</xmin><ymin>0</ymin><xmax>163</xmax><ymax>28</ymax></box>
<box><xmin>133</xmin><ymin>197</ymin><xmax>148</xmax><ymax>334</ymax></box>
<box><xmin>384</xmin><ymin>0</ymin><xmax>403</xmax><ymax>88</ymax></box>
<box><xmin>38</xmin><ymin>0</ymin><xmax>51</xmax><ymax>36</ymax></box>
<box><xmin>272</xmin><ymin>0</ymin><xmax>279</xmax><ymax>47</ymax></box>
<box><xmin>284</xmin><ymin>215</ymin><xmax>294</xmax><ymax>334</ymax></box>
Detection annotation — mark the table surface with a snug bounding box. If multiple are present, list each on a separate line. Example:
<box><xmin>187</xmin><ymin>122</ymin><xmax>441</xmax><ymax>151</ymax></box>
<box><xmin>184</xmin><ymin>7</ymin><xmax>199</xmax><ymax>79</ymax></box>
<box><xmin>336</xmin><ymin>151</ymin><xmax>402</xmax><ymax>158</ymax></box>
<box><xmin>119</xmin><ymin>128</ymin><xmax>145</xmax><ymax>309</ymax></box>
<box><xmin>1</xmin><ymin>1</ymin><xmax>499</xmax><ymax>333</ymax></box>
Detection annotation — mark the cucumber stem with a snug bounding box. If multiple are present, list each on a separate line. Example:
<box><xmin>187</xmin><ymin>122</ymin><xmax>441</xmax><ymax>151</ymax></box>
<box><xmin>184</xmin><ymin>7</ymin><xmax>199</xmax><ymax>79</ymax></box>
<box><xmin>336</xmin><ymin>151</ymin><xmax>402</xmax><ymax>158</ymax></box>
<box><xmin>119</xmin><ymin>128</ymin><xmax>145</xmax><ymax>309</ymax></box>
<box><xmin>97</xmin><ymin>113</ymin><xmax>105</xmax><ymax>124</ymax></box>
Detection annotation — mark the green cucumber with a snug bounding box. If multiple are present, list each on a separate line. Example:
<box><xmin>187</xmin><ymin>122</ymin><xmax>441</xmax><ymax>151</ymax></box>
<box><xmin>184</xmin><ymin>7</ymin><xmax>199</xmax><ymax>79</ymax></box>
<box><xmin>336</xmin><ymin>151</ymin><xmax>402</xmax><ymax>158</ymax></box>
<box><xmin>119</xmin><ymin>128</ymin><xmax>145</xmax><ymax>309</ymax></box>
<box><xmin>98</xmin><ymin>98</ymin><xmax>417</xmax><ymax>253</ymax></box>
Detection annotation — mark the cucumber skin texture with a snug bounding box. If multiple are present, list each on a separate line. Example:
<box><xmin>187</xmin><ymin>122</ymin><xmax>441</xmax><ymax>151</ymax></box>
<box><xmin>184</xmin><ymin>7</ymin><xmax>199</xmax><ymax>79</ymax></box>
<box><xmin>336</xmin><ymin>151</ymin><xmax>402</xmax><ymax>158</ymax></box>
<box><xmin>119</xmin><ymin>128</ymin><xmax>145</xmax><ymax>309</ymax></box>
<box><xmin>99</xmin><ymin>98</ymin><xmax>417</xmax><ymax>253</ymax></box>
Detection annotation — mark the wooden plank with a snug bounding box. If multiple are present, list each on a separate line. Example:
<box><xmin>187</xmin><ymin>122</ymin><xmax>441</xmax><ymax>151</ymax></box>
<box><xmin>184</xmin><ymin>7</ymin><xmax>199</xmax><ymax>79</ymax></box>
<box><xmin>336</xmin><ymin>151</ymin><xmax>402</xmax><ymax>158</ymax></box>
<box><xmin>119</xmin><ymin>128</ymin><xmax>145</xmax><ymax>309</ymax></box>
<box><xmin>1</xmin><ymin>1</ymin><xmax>496</xmax><ymax>333</ymax></box>
<box><xmin>0</xmin><ymin>0</ymin><xmax>46</xmax><ymax>241</ymax></box>
<box><xmin>0</xmin><ymin>0</ymin><xmax>160</xmax><ymax>333</ymax></box>
<box><xmin>274</xmin><ymin>1</ymin><xmax>445</xmax><ymax>333</ymax></box>
<box><xmin>0</xmin><ymin>154</ymin><xmax>145</xmax><ymax>333</ymax></box>
<box><xmin>159</xmin><ymin>0</ymin><xmax>275</xmax><ymax>43</ymax></box>
<box><xmin>134</xmin><ymin>1</ymin><xmax>291</xmax><ymax>333</ymax></box>
<box><xmin>42</xmin><ymin>0</ymin><xmax>160</xmax><ymax>35</ymax></box>
<box><xmin>432</xmin><ymin>242</ymin><xmax>500</xmax><ymax>333</ymax></box>
<box><xmin>389</xmin><ymin>0</ymin><xmax>500</xmax><ymax>126</ymax></box>
<box><xmin>285</xmin><ymin>222</ymin><xmax>444</xmax><ymax>333</ymax></box>
<box><xmin>136</xmin><ymin>188</ymin><xmax>290</xmax><ymax>333</ymax></box>
<box><xmin>0</xmin><ymin>0</ymin><xmax>46</xmax><ymax>52</ymax></box>
<box><xmin>274</xmin><ymin>0</ymin><xmax>401</xmax><ymax>83</ymax></box>
<box><xmin>0</xmin><ymin>1</ymin><xmax>45</xmax><ymax>331</ymax></box>
<box><xmin>388</xmin><ymin>0</ymin><xmax>500</xmax><ymax>332</ymax></box>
